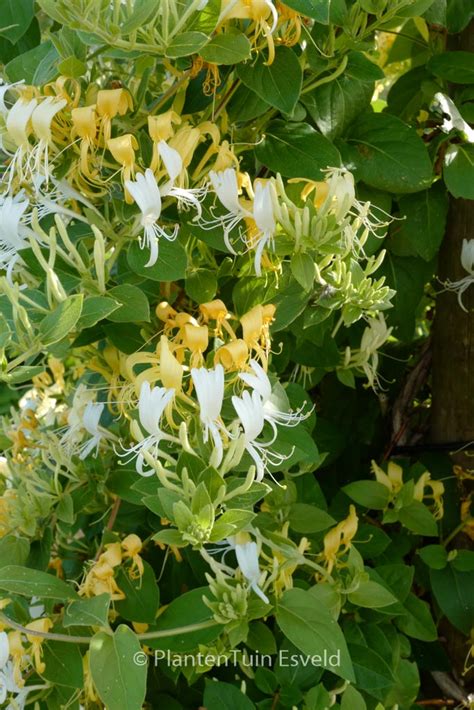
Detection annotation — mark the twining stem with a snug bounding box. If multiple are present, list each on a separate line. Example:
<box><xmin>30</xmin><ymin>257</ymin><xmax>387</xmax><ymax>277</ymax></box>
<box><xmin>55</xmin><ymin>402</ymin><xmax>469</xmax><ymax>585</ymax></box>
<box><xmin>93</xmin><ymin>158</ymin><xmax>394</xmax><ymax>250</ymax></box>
<box><xmin>0</xmin><ymin>612</ymin><xmax>218</xmax><ymax>645</ymax></box>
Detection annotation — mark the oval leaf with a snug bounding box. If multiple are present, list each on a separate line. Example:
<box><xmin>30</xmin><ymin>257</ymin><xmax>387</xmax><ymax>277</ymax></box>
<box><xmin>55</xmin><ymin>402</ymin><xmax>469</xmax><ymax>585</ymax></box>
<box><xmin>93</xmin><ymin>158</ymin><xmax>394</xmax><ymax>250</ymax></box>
<box><xmin>256</xmin><ymin>121</ymin><xmax>341</xmax><ymax>180</ymax></box>
<box><xmin>0</xmin><ymin>565</ymin><xmax>78</xmax><ymax>600</ymax></box>
<box><xmin>237</xmin><ymin>47</ymin><xmax>302</xmax><ymax>115</ymax></box>
<box><xmin>90</xmin><ymin>625</ymin><xmax>147</xmax><ymax>710</ymax></box>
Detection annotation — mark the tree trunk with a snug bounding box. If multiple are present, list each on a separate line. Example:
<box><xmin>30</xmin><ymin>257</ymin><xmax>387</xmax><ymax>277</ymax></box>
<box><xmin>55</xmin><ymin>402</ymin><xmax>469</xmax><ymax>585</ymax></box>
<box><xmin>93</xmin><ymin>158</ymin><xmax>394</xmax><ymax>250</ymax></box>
<box><xmin>430</xmin><ymin>19</ymin><xmax>473</xmax><ymax>690</ymax></box>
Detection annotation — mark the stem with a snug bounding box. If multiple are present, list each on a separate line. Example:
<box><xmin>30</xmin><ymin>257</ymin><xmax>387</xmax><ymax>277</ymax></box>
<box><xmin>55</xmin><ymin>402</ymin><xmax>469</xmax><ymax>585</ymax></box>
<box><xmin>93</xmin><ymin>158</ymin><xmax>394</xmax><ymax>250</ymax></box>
<box><xmin>301</xmin><ymin>55</ymin><xmax>348</xmax><ymax>95</ymax></box>
<box><xmin>0</xmin><ymin>613</ymin><xmax>218</xmax><ymax>644</ymax></box>
<box><xmin>442</xmin><ymin>517</ymin><xmax>473</xmax><ymax>547</ymax></box>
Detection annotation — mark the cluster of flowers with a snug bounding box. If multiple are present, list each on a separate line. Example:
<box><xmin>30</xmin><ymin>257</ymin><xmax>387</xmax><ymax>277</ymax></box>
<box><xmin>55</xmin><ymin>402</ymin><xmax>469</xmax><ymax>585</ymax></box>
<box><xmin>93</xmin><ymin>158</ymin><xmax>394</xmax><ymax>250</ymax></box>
<box><xmin>54</xmin><ymin>299</ymin><xmax>308</xmax><ymax>482</ymax></box>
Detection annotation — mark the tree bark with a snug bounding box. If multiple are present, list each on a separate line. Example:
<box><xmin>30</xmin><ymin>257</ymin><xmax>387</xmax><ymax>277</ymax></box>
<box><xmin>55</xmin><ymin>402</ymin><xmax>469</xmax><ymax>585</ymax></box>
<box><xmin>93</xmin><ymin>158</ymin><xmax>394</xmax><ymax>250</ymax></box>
<box><xmin>430</xmin><ymin>19</ymin><xmax>473</xmax><ymax>689</ymax></box>
<box><xmin>431</xmin><ymin>18</ymin><xmax>474</xmax><ymax>445</ymax></box>
<box><xmin>431</xmin><ymin>197</ymin><xmax>474</xmax><ymax>443</ymax></box>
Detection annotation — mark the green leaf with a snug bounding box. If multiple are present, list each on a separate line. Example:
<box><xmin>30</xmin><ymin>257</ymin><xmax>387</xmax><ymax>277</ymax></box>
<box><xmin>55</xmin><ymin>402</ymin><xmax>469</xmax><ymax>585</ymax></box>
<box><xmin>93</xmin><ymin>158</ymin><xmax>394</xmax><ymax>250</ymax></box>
<box><xmin>303</xmin><ymin>52</ymin><xmax>382</xmax><ymax>140</ymax></box>
<box><xmin>185</xmin><ymin>268</ymin><xmax>217</xmax><ymax>303</ymax></box>
<box><xmin>451</xmin><ymin>550</ymin><xmax>474</xmax><ymax>572</ymax></box>
<box><xmin>256</xmin><ymin>121</ymin><xmax>341</xmax><ymax>181</ymax></box>
<box><xmin>291</xmin><ymin>253</ymin><xmax>316</xmax><ymax>291</ymax></box>
<box><xmin>203</xmin><ymin>680</ymin><xmax>256</xmax><ymax>710</ymax></box>
<box><xmin>64</xmin><ymin>594</ymin><xmax>111</xmax><ymax>628</ymax></box>
<box><xmin>227</xmin><ymin>84</ymin><xmax>271</xmax><ymax>123</ymax></box>
<box><xmin>90</xmin><ymin>625</ymin><xmax>147</xmax><ymax>710</ymax></box>
<box><xmin>200</xmin><ymin>31</ymin><xmax>251</xmax><ymax>65</ymax></box>
<box><xmin>115</xmin><ymin>560</ymin><xmax>160</xmax><ymax>624</ymax></box>
<box><xmin>121</xmin><ymin>0</ymin><xmax>158</xmax><ymax>33</ymax></box>
<box><xmin>428</xmin><ymin>51</ymin><xmax>474</xmax><ymax>84</ymax></box>
<box><xmin>446</xmin><ymin>0</ymin><xmax>473</xmax><ymax>32</ymax></box>
<box><xmin>127</xmin><ymin>239</ymin><xmax>187</xmax><ymax>282</ymax></box>
<box><xmin>344</xmin><ymin>112</ymin><xmax>432</xmax><ymax>193</ymax></box>
<box><xmin>107</xmin><ymin>285</ymin><xmax>150</xmax><ymax>323</ymax></box>
<box><xmin>1</xmin><ymin>365</ymin><xmax>45</xmax><ymax>384</ymax></box>
<box><xmin>378</xmin><ymin>253</ymin><xmax>435</xmax><ymax>341</ymax></box>
<box><xmin>418</xmin><ymin>544</ymin><xmax>448</xmax><ymax>570</ymax></box>
<box><xmin>398</xmin><ymin>500</ymin><xmax>438</xmax><ymax>536</ymax></box>
<box><xmin>57</xmin><ymin>55</ymin><xmax>87</xmax><ymax>78</ymax></box>
<box><xmin>443</xmin><ymin>144</ymin><xmax>474</xmax><ymax>199</ymax></box>
<box><xmin>39</xmin><ymin>295</ymin><xmax>83</xmax><ymax>346</ymax></box>
<box><xmin>343</xmin><ymin>481</ymin><xmax>390</xmax><ymax>510</ymax></box>
<box><xmin>0</xmin><ymin>0</ymin><xmax>34</xmax><ymax>43</ymax></box>
<box><xmin>103</xmin><ymin>323</ymin><xmax>144</xmax><ymax>354</ymax></box>
<box><xmin>348</xmin><ymin>580</ymin><xmax>398</xmax><ymax>608</ymax></box>
<box><xmin>341</xmin><ymin>685</ymin><xmax>367</xmax><ymax>710</ymax></box>
<box><xmin>210</xmin><ymin>509</ymin><xmax>256</xmax><ymax>542</ymax></box>
<box><xmin>56</xmin><ymin>493</ymin><xmax>74</xmax><ymax>524</ymax></box>
<box><xmin>0</xmin><ymin>536</ymin><xmax>30</xmax><ymax>569</ymax></box>
<box><xmin>0</xmin><ymin>565</ymin><xmax>78</xmax><ymax>600</ymax></box>
<box><xmin>347</xmin><ymin>644</ymin><xmax>395</xmax><ymax>700</ymax></box>
<box><xmin>280</xmin><ymin>0</ymin><xmax>330</xmax><ymax>22</ymax></box>
<box><xmin>237</xmin><ymin>47</ymin><xmax>303</xmax><ymax>114</ymax></box>
<box><xmin>276</xmin><ymin>588</ymin><xmax>354</xmax><ymax>681</ymax></box>
<box><xmin>6</xmin><ymin>40</ymin><xmax>59</xmax><ymax>84</ymax></box>
<box><xmin>396</xmin><ymin>593</ymin><xmax>437</xmax><ymax>641</ymax></box>
<box><xmin>36</xmin><ymin>0</ymin><xmax>64</xmax><ymax>22</ymax></box>
<box><xmin>145</xmin><ymin>587</ymin><xmax>221</xmax><ymax>652</ymax></box>
<box><xmin>392</xmin><ymin>183</ymin><xmax>449</xmax><ymax>261</ymax></box>
<box><xmin>430</xmin><ymin>565</ymin><xmax>474</xmax><ymax>633</ymax></box>
<box><xmin>77</xmin><ymin>296</ymin><xmax>120</xmax><ymax>328</ymax></box>
<box><xmin>42</xmin><ymin>642</ymin><xmax>84</xmax><ymax>688</ymax></box>
<box><xmin>288</xmin><ymin>503</ymin><xmax>336</xmax><ymax>533</ymax></box>
<box><xmin>165</xmin><ymin>31</ymin><xmax>208</xmax><ymax>58</ymax></box>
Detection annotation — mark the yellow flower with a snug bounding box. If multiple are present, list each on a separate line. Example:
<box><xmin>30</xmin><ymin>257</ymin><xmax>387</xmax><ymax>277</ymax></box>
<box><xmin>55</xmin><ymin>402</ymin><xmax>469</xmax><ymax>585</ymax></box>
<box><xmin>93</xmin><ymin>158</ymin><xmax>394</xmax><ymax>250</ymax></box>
<box><xmin>158</xmin><ymin>335</ymin><xmax>183</xmax><ymax>391</ymax></box>
<box><xmin>122</xmin><ymin>534</ymin><xmax>145</xmax><ymax>579</ymax></box>
<box><xmin>414</xmin><ymin>471</ymin><xmax>444</xmax><ymax>519</ymax></box>
<box><xmin>156</xmin><ymin>301</ymin><xmax>178</xmax><ymax>323</ymax></box>
<box><xmin>8</xmin><ymin>630</ymin><xmax>25</xmax><ymax>686</ymax></box>
<box><xmin>25</xmin><ymin>618</ymin><xmax>53</xmax><ymax>674</ymax></box>
<box><xmin>83</xmin><ymin>651</ymin><xmax>99</xmax><ymax>703</ymax></box>
<box><xmin>371</xmin><ymin>459</ymin><xmax>403</xmax><ymax>495</ymax></box>
<box><xmin>182</xmin><ymin>323</ymin><xmax>209</xmax><ymax>365</ymax></box>
<box><xmin>321</xmin><ymin>505</ymin><xmax>358</xmax><ymax>574</ymax></box>
<box><xmin>240</xmin><ymin>304</ymin><xmax>275</xmax><ymax>365</ymax></box>
<box><xmin>220</xmin><ymin>0</ymin><xmax>278</xmax><ymax>64</ymax></box>
<box><xmin>215</xmin><ymin>339</ymin><xmax>249</xmax><ymax>370</ymax></box>
<box><xmin>71</xmin><ymin>105</ymin><xmax>98</xmax><ymax>178</ymax></box>
<box><xmin>107</xmin><ymin>134</ymin><xmax>138</xmax><ymax>200</ymax></box>
<box><xmin>96</xmin><ymin>88</ymin><xmax>133</xmax><ymax>142</ymax></box>
<box><xmin>148</xmin><ymin>110</ymin><xmax>181</xmax><ymax>171</ymax></box>
<box><xmin>100</xmin><ymin>542</ymin><xmax>123</xmax><ymax>568</ymax></box>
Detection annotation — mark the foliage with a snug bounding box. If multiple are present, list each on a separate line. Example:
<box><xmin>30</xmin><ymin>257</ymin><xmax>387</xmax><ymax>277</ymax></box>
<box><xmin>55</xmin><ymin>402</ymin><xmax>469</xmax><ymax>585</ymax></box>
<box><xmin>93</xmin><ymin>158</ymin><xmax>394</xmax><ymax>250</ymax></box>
<box><xmin>0</xmin><ymin>1</ymin><xmax>472</xmax><ymax>709</ymax></box>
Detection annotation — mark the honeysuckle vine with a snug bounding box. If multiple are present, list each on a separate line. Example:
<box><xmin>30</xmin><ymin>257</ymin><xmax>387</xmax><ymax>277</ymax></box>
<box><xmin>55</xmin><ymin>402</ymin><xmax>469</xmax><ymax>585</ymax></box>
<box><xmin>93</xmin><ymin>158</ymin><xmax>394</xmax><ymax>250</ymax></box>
<box><xmin>0</xmin><ymin>0</ymin><xmax>471</xmax><ymax>708</ymax></box>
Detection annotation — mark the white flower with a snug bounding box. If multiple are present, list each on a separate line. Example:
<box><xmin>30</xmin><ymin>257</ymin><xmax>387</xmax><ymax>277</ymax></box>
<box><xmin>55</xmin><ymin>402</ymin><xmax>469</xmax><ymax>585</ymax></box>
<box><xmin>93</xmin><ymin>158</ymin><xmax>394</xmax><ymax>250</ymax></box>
<box><xmin>461</xmin><ymin>238</ymin><xmax>474</xmax><ymax>274</ymax></box>
<box><xmin>233</xmin><ymin>539</ymin><xmax>269</xmax><ymax>604</ymax></box>
<box><xmin>239</xmin><ymin>359</ymin><xmax>309</xmax><ymax>433</ymax></box>
<box><xmin>252</xmin><ymin>181</ymin><xmax>276</xmax><ymax>276</ymax></box>
<box><xmin>0</xmin><ymin>660</ymin><xmax>42</xmax><ymax>709</ymax></box>
<box><xmin>6</xmin><ymin>97</ymin><xmax>37</xmax><ymax>149</ymax></box>
<box><xmin>125</xmin><ymin>169</ymin><xmax>178</xmax><ymax>267</ymax></box>
<box><xmin>232</xmin><ymin>389</ymin><xmax>288</xmax><ymax>481</ymax></box>
<box><xmin>0</xmin><ymin>632</ymin><xmax>8</xmax><ymax>670</ymax></box>
<box><xmin>444</xmin><ymin>238</ymin><xmax>474</xmax><ymax>311</ymax></box>
<box><xmin>124</xmin><ymin>381</ymin><xmax>175</xmax><ymax>476</ymax></box>
<box><xmin>27</xmin><ymin>97</ymin><xmax>67</xmax><ymax>182</ymax></box>
<box><xmin>77</xmin><ymin>402</ymin><xmax>107</xmax><ymax>460</ymax></box>
<box><xmin>204</xmin><ymin>168</ymin><xmax>252</xmax><ymax>253</ymax></box>
<box><xmin>0</xmin><ymin>192</ymin><xmax>30</xmax><ymax>281</ymax></box>
<box><xmin>158</xmin><ymin>140</ymin><xmax>205</xmax><ymax>218</ymax></box>
<box><xmin>191</xmin><ymin>364</ymin><xmax>226</xmax><ymax>466</ymax></box>
<box><xmin>60</xmin><ymin>387</ymin><xmax>113</xmax><ymax>459</ymax></box>
<box><xmin>435</xmin><ymin>92</ymin><xmax>474</xmax><ymax>144</ymax></box>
